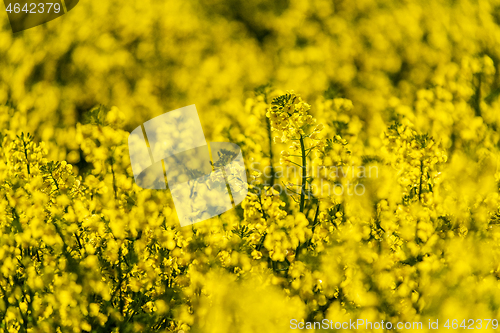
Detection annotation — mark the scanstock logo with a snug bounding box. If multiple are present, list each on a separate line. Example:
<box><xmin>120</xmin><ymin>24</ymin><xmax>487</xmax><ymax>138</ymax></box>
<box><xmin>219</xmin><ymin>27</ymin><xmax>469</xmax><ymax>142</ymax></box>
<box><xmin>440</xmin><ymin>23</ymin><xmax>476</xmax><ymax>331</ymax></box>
<box><xmin>3</xmin><ymin>0</ymin><xmax>79</xmax><ymax>33</ymax></box>
<box><xmin>128</xmin><ymin>105</ymin><xmax>248</xmax><ymax>227</ymax></box>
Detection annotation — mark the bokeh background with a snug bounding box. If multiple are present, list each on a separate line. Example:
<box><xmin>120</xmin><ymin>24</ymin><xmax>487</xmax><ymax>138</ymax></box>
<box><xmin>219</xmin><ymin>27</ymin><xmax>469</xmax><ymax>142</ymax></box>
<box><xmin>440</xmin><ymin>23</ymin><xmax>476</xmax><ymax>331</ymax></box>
<box><xmin>1</xmin><ymin>0</ymin><xmax>499</xmax><ymax>159</ymax></box>
<box><xmin>2</xmin><ymin>0</ymin><xmax>500</xmax><ymax>332</ymax></box>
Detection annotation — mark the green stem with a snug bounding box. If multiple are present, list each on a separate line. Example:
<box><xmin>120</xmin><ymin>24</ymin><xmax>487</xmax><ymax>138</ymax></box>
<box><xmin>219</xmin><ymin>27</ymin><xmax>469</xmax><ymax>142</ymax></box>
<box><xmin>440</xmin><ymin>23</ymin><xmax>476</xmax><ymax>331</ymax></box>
<box><xmin>51</xmin><ymin>173</ymin><xmax>60</xmax><ymax>192</ymax></box>
<box><xmin>22</xmin><ymin>139</ymin><xmax>30</xmax><ymax>176</ymax></box>
<box><xmin>110</xmin><ymin>160</ymin><xmax>118</xmax><ymax>200</ymax></box>
<box><xmin>299</xmin><ymin>135</ymin><xmax>307</xmax><ymax>213</ymax></box>
<box><xmin>418</xmin><ymin>159</ymin><xmax>424</xmax><ymax>202</ymax></box>
<box><xmin>295</xmin><ymin>134</ymin><xmax>313</xmax><ymax>260</ymax></box>
<box><xmin>266</xmin><ymin>116</ymin><xmax>275</xmax><ymax>186</ymax></box>
<box><xmin>474</xmin><ymin>73</ymin><xmax>482</xmax><ymax>117</ymax></box>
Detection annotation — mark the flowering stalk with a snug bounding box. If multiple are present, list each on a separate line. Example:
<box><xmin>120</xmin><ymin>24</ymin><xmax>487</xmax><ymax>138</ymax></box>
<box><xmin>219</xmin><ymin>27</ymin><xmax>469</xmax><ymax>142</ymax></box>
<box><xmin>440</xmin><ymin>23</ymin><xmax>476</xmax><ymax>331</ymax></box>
<box><xmin>266</xmin><ymin>91</ymin><xmax>322</xmax><ymax>211</ymax></box>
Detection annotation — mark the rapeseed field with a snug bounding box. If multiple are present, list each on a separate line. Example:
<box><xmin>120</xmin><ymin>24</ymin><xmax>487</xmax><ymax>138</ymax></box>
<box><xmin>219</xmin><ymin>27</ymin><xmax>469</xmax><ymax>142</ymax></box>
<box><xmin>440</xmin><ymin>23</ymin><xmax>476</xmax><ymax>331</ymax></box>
<box><xmin>1</xmin><ymin>0</ymin><xmax>500</xmax><ymax>332</ymax></box>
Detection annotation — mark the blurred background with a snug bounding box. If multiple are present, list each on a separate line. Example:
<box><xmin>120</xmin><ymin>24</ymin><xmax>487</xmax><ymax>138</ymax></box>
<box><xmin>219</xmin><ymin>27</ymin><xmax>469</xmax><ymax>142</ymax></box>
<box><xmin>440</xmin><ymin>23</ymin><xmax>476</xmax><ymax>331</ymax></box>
<box><xmin>2</xmin><ymin>0</ymin><xmax>500</xmax><ymax>164</ymax></box>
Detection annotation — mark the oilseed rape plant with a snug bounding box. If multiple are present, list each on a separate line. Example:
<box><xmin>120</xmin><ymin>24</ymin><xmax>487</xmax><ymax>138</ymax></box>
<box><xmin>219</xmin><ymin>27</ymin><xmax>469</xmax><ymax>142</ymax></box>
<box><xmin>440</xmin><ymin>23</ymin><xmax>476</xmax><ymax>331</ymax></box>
<box><xmin>2</xmin><ymin>0</ymin><xmax>500</xmax><ymax>332</ymax></box>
